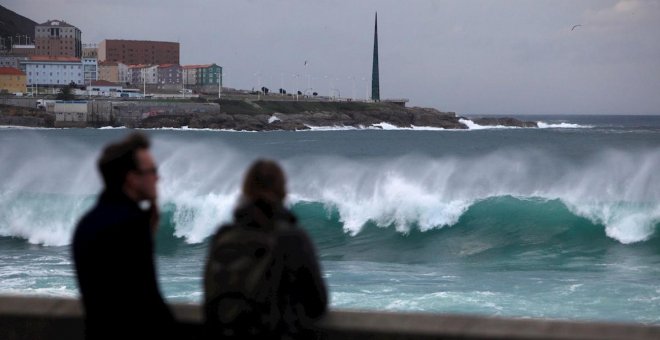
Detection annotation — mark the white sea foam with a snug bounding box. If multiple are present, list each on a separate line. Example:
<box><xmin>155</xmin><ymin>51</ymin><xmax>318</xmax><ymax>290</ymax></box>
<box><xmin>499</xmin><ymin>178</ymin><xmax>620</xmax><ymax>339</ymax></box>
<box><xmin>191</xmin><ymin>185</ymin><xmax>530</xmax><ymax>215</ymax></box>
<box><xmin>140</xmin><ymin>126</ymin><xmax>247</xmax><ymax>132</ymax></box>
<box><xmin>371</xmin><ymin>122</ymin><xmax>401</xmax><ymax>130</ymax></box>
<box><xmin>459</xmin><ymin>118</ymin><xmax>517</xmax><ymax>130</ymax></box>
<box><xmin>411</xmin><ymin>125</ymin><xmax>445</xmax><ymax>131</ymax></box>
<box><xmin>268</xmin><ymin>115</ymin><xmax>280</xmax><ymax>123</ymax></box>
<box><xmin>2</xmin><ymin>132</ymin><xmax>659</xmax><ymax>245</ymax></box>
<box><xmin>305</xmin><ymin>125</ymin><xmax>360</xmax><ymax>131</ymax></box>
<box><xmin>537</xmin><ymin>121</ymin><xmax>590</xmax><ymax>129</ymax></box>
<box><xmin>156</xmin><ymin>140</ymin><xmax>246</xmax><ymax>242</ymax></box>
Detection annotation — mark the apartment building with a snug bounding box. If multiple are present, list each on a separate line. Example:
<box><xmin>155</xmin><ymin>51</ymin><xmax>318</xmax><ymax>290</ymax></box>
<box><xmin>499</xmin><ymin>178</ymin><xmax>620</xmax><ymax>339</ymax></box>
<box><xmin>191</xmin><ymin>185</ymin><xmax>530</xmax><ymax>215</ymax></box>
<box><xmin>182</xmin><ymin>64</ymin><xmax>222</xmax><ymax>86</ymax></box>
<box><xmin>98</xmin><ymin>40</ymin><xmax>179</xmax><ymax>65</ymax></box>
<box><xmin>34</xmin><ymin>20</ymin><xmax>82</xmax><ymax>58</ymax></box>
<box><xmin>98</xmin><ymin>61</ymin><xmax>130</xmax><ymax>84</ymax></box>
<box><xmin>21</xmin><ymin>56</ymin><xmax>83</xmax><ymax>86</ymax></box>
<box><xmin>157</xmin><ymin>64</ymin><xmax>182</xmax><ymax>85</ymax></box>
<box><xmin>128</xmin><ymin>64</ymin><xmax>158</xmax><ymax>85</ymax></box>
<box><xmin>0</xmin><ymin>67</ymin><xmax>27</xmax><ymax>93</ymax></box>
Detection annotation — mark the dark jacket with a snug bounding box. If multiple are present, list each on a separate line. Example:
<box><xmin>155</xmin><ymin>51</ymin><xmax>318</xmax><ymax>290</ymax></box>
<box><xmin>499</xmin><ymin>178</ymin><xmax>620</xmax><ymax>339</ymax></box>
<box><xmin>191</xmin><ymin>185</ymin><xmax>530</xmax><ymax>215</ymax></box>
<box><xmin>206</xmin><ymin>199</ymin><xmax>328</xmax><ymax>339</ymax></box>
<box><xmin>72</xmin><ymin>189</ymin><xmax>175</xmax><ymax>339</ymax></box>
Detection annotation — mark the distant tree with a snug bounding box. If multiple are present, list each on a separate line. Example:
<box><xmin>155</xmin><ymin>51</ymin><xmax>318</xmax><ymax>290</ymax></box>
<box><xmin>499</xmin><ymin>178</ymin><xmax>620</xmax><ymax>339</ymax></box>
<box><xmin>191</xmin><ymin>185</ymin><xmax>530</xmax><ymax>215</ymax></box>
<box><xmin>56</xmin><ymin>84</ymin><xmax>75</xmax><ymax>101</ymax></box>
<box><xmin>297</xmin><ymin>91</ymin><xmax>302</xmax><ymax>95</ymax></box>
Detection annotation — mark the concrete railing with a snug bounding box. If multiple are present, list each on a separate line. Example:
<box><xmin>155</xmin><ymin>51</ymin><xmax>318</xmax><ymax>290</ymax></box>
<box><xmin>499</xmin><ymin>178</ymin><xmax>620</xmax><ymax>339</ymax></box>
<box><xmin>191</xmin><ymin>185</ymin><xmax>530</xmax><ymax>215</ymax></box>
<box><xmin>1</xmin><ymin>296</ymin><xmax>660</xmax><ymax>340</ymax></box>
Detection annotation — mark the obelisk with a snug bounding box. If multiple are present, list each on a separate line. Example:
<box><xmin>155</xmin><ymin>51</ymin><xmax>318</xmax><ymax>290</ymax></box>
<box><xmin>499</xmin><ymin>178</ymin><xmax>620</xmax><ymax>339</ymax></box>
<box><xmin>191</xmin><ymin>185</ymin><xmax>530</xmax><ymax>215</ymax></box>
<box><xmin>371</xmin><ymin>12</ymin><xmax>380</xmax><ymax>101</ymax></box>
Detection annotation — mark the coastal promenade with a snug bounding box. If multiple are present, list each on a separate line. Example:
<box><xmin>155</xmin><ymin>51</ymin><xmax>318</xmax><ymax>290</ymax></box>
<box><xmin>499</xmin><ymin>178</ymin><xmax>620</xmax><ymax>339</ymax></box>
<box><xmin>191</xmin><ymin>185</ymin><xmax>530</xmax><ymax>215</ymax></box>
<box><xmin>2</xmin><ymin>296</ymin><xmax>660</xmax><ymax>339</ymax></box>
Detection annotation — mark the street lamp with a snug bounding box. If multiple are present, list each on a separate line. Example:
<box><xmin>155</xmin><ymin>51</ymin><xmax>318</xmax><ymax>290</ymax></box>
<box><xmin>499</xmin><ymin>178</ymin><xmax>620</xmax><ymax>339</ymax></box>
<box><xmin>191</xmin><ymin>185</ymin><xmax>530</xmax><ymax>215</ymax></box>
<box><xmin>292</xmin><ymin>73</ymin><xmax>301</xmax><ymax>101</ymax></box>
<box><xmin>348</xmin><ymin>76</ymin><xmax>357</xmax><ymax>100</ymax></box>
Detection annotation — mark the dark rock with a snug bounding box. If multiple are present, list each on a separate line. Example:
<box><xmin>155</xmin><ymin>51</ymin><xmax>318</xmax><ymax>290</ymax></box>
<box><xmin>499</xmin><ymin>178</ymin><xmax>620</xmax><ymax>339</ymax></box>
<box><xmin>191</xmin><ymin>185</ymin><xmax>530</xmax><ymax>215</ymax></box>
<box><xmin>470</xmin><ymin>117</ymin><xmax>538</xmax><ymax>128</ymax></box>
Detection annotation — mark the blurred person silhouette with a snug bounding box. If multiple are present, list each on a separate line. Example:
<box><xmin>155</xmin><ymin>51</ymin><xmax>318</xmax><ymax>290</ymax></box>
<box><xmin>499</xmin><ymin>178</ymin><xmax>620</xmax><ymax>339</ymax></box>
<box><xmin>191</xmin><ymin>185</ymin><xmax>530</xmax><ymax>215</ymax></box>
<box><xmin>204</xmin><ymin>159</ymin><xmax>327</xmax><ymax>339</ymax></box>
<box><xmin>72</xmin><ymin>132</ymin><xmax>178</xmax><ymax>339</ymax></box>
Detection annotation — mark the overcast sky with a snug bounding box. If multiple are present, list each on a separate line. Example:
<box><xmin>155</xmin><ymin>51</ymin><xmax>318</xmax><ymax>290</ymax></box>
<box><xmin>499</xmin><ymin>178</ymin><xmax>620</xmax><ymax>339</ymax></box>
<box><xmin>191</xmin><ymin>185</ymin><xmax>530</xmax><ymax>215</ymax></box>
<box><xmin>6</xmin><ymin>0</ymin><xmax>660</xmax><ymax>115</ymax></box>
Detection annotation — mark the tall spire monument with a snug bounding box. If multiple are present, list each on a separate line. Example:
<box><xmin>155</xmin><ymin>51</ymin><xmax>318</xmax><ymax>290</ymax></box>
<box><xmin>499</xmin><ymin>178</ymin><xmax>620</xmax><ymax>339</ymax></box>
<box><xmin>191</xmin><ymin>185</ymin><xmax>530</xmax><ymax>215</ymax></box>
<box><xmin>371</xmin><ymin>12</ymin><xmax>380</xmax><ymax>101</ymax></box>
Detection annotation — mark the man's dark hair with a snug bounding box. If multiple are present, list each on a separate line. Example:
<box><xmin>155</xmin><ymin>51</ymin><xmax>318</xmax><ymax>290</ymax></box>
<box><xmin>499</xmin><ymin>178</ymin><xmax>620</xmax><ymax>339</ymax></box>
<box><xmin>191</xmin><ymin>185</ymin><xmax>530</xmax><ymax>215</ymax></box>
<box><xmin>98</xmin><ymin>132</ymin><xmax>151</xmax><ymax>189</ymax></box>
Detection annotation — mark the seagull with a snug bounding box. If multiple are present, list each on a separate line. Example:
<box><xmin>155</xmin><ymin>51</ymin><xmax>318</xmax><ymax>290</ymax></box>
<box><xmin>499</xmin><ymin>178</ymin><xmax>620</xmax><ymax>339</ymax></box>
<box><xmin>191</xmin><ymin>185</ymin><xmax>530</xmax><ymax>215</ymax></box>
<box><xmin>571</xmin><ymin>24</ymin><xmax>582</xmax><ymax>31</ymax></box>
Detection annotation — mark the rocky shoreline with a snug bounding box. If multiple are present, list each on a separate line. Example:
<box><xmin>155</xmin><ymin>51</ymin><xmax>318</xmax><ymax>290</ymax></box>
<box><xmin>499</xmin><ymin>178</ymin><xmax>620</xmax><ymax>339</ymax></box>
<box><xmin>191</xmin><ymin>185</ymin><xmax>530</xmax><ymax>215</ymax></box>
<box><xmin>138</xmin><ymin>100</ymin><xmax>538</xmax><ymax>131</ymax></box>
<box><xmin>1</xmin><ymin>100</ymin><xmax>538</xmax><ymax>130</ymax></box>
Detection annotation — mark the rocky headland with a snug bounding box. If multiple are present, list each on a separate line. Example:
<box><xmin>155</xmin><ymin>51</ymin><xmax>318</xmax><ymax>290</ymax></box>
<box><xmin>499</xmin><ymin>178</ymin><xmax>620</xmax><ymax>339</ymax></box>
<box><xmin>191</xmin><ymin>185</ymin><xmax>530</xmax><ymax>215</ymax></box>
<box><xmin>137</xmin><ymin>100</ymin><xmax>537</xmax><ymax>131</ymax></box>
<box><xmin>1</xmin><ymin>99</ymin><xmax>538</xmax><ymax>130</ymax></box>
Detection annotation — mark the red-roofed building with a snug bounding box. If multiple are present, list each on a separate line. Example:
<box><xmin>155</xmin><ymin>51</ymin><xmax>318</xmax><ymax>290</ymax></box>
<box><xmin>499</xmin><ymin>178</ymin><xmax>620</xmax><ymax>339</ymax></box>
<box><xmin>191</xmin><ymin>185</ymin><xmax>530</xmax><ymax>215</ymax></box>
<box><xmin>182</xmin><ymin>64</ymin><xmax>221</xmax><ymax>86</ymax></box>
<box><xmin>0</xmin><ymin>67</ymin><xmax>27</xmax><ymax>93</ymax></box>
<box><xmin>157</xmin><ymin>64</ymin><xmax>182</xmax><ymax>85</ymax></box>
<box><xmin>21</xmin><ymin>55</ymin><xmax>83</xmax><ymax>86</ymax></box>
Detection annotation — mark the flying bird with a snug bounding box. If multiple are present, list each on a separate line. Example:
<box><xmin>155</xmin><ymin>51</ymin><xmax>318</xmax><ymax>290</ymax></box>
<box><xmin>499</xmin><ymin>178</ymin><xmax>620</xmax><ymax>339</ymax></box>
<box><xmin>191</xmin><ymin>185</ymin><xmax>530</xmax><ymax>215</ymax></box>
<box><xmin>571</xmin><ymin>24</ymin><xmax>583</xmax><ymax>31</ymax></box>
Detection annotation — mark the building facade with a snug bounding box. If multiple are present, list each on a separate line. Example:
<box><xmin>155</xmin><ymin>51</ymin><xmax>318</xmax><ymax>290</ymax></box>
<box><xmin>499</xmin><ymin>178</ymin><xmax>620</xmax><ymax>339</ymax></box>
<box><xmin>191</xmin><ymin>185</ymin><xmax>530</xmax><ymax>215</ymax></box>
<box><xmin>182</xmin><ymin>65</ymin><xmax>197</xmax><ymax>86</ymax></box>
<box><xmin>82</xmin><ymin>44</ymin><xmax>97</xmax><ymax>58</ymax></box>
<box><xmin>157</xmin><ymin>64</ymin><xmax>182</xmax><ymax>85</ymax></box>
<box><xmin>128</xmin><ymin>64</ymin><xmax>158</xmax><ymax>85</ymax></box>
<box><xmin>98</xmin><ymin>40</ymin><xmax>179</xmax><ymax>65</ymax></box>
<box><xmin>0</xmin><ymin>56</ymin><xmax>26</xmax><ymax>69</ymax></box>
<box><xmin>82</xmin><ymin>57</ymin><xmax>98</xmax><ymax>85</ymax></box>
<box><xmin>34</xmin><ymin>20</ymin><xmax>82</xmax><ymax>58</ymax></box>
<box><xmin>182</xmin><ymin>64</ymin><xmax>222</xmax><ymax>85</ymax></box>
<box><xmin>10</xmin><ymin>45</ymin><xmax>36</xmax><ymax>56</ymax></box>
<box><xmin>197</xmin><ymin>64</ymin><xmax>221</xmax><ymax>85</ymax></box>
<box><xmin>21</xmin><ymin>56</ymin><xmax>83</xmax><ymax>86</ymax></box>
<box><xmin>98</xmin><ymin>61</ymin><xmax>130</xmax><ymax>84</ymax></box>
<box><xmin>0</xmin><ymin>67</ymin><xmax>27</xmax><ymax>93</ymax></box>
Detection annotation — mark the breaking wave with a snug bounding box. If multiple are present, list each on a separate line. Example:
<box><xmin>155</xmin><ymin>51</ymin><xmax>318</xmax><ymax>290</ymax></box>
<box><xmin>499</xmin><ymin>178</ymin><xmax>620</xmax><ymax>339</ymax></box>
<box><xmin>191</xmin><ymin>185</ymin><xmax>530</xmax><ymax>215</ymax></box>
<box><xmin>1</xmin><ymin>131</ymin><xmax>659</xmax><ymax>248</ymax></box>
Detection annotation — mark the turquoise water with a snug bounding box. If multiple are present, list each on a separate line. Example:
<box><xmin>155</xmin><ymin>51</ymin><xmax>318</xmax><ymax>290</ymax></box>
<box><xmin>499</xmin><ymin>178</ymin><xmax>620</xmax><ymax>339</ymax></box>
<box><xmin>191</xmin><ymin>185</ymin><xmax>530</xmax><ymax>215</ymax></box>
<box><xmin>1</xmin><ymin>115</ymin><xmax>660</xmax><ymax>323</ymax></box>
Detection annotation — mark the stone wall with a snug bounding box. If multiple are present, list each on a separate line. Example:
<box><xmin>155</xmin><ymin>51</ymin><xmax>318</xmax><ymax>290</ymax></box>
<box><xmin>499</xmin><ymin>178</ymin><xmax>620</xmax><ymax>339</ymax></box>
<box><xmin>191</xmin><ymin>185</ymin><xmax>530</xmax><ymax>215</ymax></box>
<box><xmin>1</xmin><ymin>296</ymin><xmax>659</xmax><ymax>340</ymax></box>
<box><xmin>106</xmin><ymin>101</ymin><xmax>219</xmax><ymax>126</ymax></box>
<box><xmin>0</xmin><ymin>97</ymin><xmax>38</xmax><ymax>109</ymax></box>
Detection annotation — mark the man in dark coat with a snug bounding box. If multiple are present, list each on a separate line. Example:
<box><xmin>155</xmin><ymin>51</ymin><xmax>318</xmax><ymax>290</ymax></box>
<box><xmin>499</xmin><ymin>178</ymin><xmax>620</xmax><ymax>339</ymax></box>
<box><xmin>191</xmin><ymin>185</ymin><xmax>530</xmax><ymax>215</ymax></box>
<box><xmin>72</xmin><ymin>132</ymin><xmax>176</xmax><ymax>339</ymax></box>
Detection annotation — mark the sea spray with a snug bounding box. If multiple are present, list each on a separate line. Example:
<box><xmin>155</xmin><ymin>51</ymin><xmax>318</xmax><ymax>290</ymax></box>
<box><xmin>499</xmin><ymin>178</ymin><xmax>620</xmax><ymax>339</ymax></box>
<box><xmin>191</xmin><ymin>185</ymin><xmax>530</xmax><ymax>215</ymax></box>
<box><xmin>1</xmin><ymin>129</ymin><xmax>659</xmax><ymax>246</ymax></box>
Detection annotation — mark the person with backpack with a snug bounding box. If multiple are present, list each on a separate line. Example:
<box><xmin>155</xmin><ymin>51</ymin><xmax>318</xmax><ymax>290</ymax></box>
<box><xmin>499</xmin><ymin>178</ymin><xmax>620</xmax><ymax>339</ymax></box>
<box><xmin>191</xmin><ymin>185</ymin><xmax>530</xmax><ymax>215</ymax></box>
<box><xmin>204</xmin><ymin>159</ymin><xmax>328</xmax><ymax>339</ymax></box>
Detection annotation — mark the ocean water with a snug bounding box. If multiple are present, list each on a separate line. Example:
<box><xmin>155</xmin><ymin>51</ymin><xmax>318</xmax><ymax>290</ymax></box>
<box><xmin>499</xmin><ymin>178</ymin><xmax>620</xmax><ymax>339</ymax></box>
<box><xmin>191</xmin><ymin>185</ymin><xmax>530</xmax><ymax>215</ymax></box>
<box><xmin>1</xmin><ymin>115</ymin><xmax>660</xmax><ymax>324</ymax></box>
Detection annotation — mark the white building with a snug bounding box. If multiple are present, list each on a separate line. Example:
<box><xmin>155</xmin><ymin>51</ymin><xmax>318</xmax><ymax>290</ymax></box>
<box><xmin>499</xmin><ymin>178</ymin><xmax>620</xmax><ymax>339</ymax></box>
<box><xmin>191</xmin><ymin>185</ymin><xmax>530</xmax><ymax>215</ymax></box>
<box><xmin>144</xmin><ymin>65</ymin><xmax>158</xmax><ymax>84</ymax></box>
<box><xmin>21</xmin><ymin>56</ymin><xmax>83</xmax><ymax>86</ymax></box>
<box><xmin>118</xmin><ymin>63</ymin><xmax>130</xmax><ymax>84</ymax></box>
<box><xmin>82</xmin><ymin>57</ymin><xmax>97</xmax><ymax>85</ymax></box>
<box><xmin>129</xmin><ymin>64</ymin><xmax>158</xmax><ymax>85</ymax></box>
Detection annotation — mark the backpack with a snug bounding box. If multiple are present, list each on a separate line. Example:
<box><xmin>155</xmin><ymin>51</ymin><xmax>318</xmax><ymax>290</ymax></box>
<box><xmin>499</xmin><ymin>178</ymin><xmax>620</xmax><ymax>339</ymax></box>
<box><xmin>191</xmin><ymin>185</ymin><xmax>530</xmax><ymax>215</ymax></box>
<box><xmin>204</xmin><ymin>222</ymin><xmax>287</xmax><ymax>337</ymax></box>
